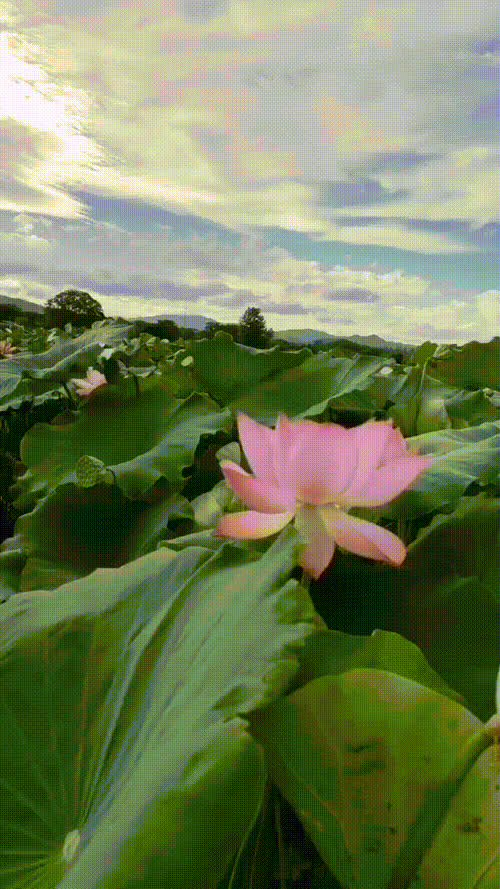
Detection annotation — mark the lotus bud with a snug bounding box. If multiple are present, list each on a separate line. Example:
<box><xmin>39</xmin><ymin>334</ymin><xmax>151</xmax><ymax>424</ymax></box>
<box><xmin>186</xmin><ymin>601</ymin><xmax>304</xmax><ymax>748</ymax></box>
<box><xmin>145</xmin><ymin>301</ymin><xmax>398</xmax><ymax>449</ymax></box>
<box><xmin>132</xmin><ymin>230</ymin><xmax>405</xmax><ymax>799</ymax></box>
<box><xmin>216</xmin><ymin>442</ymin><xmax>242</xmax><ymax>465</ymax></box>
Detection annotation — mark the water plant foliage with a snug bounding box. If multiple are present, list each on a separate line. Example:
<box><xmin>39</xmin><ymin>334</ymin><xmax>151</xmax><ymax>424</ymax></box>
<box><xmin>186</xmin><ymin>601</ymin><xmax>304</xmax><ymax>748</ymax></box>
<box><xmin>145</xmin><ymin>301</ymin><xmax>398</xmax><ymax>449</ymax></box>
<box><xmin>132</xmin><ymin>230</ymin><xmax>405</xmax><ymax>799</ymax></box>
<box><xmin>0</xmin><ymin>319</ymin><xmax>497</xmax><ymax>888</ymax></box>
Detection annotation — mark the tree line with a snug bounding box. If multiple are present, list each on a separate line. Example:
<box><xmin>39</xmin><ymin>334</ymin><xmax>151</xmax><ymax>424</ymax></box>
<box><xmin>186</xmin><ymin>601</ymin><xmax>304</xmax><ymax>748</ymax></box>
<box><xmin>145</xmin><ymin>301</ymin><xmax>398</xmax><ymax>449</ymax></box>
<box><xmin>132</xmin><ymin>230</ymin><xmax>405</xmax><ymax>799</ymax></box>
<box><xmin>0</xmin><ymin>290</ymin><xmax>410</xmax><ymax>360</ymax></box>
<box><xmin>0</xmin><ymin>291</ymin><xmax>277</xmax><ymax>349</ymax></box>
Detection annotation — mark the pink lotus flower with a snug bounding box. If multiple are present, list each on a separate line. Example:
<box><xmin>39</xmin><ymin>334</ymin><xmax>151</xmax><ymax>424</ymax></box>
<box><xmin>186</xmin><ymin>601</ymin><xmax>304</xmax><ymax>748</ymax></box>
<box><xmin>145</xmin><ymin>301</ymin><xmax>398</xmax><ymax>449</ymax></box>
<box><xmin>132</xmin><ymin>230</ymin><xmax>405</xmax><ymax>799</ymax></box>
<box><xmin>215</xmin><ymin>412</ymin><xmax>432</xmax><ymax>579</ymax></box>
<box><xmin>0</xmin><ymin>341</ymin><xmax>19</xmax><ymax>357</ymax></box>
<box><xmin>70</xmin><ymin>368</ymin><xmax>108</xmax><ymax>398</ymax></box>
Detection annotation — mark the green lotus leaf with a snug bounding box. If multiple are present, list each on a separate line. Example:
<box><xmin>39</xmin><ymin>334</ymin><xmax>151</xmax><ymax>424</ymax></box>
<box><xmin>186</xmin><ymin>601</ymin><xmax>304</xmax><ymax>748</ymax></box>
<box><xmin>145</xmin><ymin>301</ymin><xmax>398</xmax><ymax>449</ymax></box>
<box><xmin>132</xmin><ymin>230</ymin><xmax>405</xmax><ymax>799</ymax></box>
<box><xmin>409</xmin><ymin>341</ymin><xmax>439</xmax><ymax>367</ymax></box>
<box><xmin>229</xmin><ymin>352</ymin><xmax>386</xmax><ymax>425</ymax></box>
<box><xmin>408</xmin><ymin>742</ymin><xmax>499</xmax><ymax>888</ymax></box>
<box><xmin>0</xmin><ymin>321</ymin><xmax>136</xmax><ymax>408</ymax></box>
<box><xmin>293</xmin><ymin>628</ymin><xmax>466</xmax><ymax>706</ymax></box>
<box><xmin>248</xmin><ymin>669</ymin><xmax>498</xmax><ymax>889</ymax></box>
<box><xmin>440</xmin><ymin>388</ymin><xmax>500</xmax><ymax>428</ymax></box>
<box><xmin>16</xmin><ymin>391</ymin><xmax>233</xmax><ymax>502</ymax></box>
<box><xmin>0</xmin><ymin>551</ymin><xmax>27</xmax><ymax>602</ymax></box>
<box><xmin>0</xmin><ymin>483</ymin><xmax>193</xmax><ymax>591</ymax></box>
<box><xmin>323</xmin><ymin>369</ymin><xmax>410</xmax><ymax>426</ymax></box>
<box><xmin>172</xmin><ymin>332</ymin><xmax>311</xmax><ymax>404</ymax></box>
<box><xmin>412</xmin><ymin>338</ymin><xmax>500</xmax><ymax>391</ymax></box>
<box><xmin>0</xmin><ymin>527</ymin><xmax>322</xmax><ymax>888</ymax></box>
<box><xmin>311</xmin><ymin>495</ymin><xmax>500</xmax><ymax>720</ymax></box>
<box><xmin>387</xmin><ymin>366</ymin><xmax>500</xmax><ymax>437</ymax></box>
<box><xmin>378</xmin><ymin>420</ymin><xmax>500</xmax><ymax>520</ymax></box>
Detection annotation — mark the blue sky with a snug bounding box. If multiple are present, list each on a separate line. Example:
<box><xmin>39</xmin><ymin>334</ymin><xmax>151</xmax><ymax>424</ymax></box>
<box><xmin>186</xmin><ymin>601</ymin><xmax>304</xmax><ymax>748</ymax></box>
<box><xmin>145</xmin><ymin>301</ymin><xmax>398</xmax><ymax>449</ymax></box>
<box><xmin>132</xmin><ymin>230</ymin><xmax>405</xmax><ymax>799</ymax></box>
<box><xmin>0</xmin><ymin>1</ymin><xmax>498</xmax><ymax>344</ymax></box>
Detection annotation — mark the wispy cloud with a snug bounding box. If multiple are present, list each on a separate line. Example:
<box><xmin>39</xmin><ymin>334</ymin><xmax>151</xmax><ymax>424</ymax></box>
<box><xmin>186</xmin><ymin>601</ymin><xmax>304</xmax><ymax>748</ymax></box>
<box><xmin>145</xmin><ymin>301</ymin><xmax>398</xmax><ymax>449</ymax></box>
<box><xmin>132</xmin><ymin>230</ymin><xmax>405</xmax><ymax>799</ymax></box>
<box><xmin>0</xmin><ymin>0</ymin><xmax>497</xmax><ymax>342</ymax></box>
<box><xmin>3</xmin><ymin>2</ymin><xmax>498</xmax><ymax>229</ymax></box>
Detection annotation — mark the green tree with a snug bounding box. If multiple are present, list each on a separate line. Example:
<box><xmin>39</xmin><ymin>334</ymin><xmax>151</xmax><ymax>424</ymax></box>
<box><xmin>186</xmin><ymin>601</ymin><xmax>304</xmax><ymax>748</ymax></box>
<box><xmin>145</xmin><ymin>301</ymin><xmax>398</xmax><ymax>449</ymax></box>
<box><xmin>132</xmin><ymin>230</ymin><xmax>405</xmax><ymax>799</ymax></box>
<box><xmin>45</xmin><ymin>290</ymin><xmax>105</xmax><ymax>325</ymax></box>
<box><xmin>202</xmin><ymin>320</ymin><xmax>223</xmax><ymax>338</ymax></box>
<box><xmin>221</xmin><ymin>322</ymin><xmax>240</xmax><ymax>339</ymax></box>
<box><xmin>143</xmin><ymin>319</ymin><xmax>180</xmax><ymax>341</ymax></box>
<box><xmin>238</xmin><ymin>307</ymin><xmax>274</xmax><ymax>349</ymax></box>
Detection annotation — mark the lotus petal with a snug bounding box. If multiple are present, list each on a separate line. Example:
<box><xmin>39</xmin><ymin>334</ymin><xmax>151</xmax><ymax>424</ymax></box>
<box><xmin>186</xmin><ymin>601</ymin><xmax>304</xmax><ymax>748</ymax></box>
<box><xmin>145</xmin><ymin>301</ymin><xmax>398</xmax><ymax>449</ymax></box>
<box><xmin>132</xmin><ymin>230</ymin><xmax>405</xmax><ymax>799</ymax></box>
<box><xmin>220</xmin><ymin>461</ymin><xmax>297</xmax><ymax>513</ymax></box>
<box><xmin>236</xmin><ymin>413</ymin><xmax>279</xmax><ymax>482</ymax></box>
<box><xmin>319</xmin><ymin>505</ymin><xmax>408</xmax><ymax>565</ymax></box>
<box><xmin>342</xmin><ymin>454</ymin><xmax>432</xmax><ymax>507</ymax></box>
<box><xmin>215</xmin><ymin>509</ymin><xmax>296</xmax><ymax>540</ymax></box>
<box><xmin>272</xmin><ymin>414</ymin><xmax>357</xmax><ymax>500</ymax></box>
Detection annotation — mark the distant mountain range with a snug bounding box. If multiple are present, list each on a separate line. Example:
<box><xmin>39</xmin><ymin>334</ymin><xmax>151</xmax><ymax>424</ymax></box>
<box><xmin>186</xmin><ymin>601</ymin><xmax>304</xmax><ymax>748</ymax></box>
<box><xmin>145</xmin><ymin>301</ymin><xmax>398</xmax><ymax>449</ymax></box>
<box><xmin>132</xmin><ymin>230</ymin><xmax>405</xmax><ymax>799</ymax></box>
<box><xmin>141</xmin><ymin>312</ymin><xmax>214</xmax><ymax>329</ymax></box>
<box><xmin>0</xmin><ymin>295</ymin><xmax>44</xmax><ymax>314</ymax></box>
<box><xmin>0</xmin><ymin>296</ymin><xmax>416</xmax><ymax>352</ymax></box>
<box><xmin>272</xmin><ymin>328</ymin><xmax>415</xmax><ymax>352</ymax></box>
<box><xmin>139</xmin><ymin>313</ymin><xmax>415</xmax><ymax>351</ymax></box>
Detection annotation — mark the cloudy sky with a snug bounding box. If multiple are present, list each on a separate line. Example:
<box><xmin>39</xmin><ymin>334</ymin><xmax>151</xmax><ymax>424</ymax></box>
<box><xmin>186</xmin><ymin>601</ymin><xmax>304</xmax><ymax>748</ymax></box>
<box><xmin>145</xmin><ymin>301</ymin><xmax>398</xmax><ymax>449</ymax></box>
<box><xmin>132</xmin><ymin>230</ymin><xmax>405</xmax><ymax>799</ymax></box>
<box><xmin>0</xmin><ymin>1</ymin><xmax>498</xmax><ymax>344</ymax></box>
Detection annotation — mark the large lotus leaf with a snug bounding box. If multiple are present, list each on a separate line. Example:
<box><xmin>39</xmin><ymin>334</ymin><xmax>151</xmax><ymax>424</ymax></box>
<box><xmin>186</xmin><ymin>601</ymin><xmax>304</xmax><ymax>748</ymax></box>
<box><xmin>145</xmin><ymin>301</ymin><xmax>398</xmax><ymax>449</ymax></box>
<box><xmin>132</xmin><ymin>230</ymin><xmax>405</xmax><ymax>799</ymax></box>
<box><xmin>0</xmin><ymin>527</ymin><xmax>322</xmax><ymax>888</ymax></box>
<box><xmin>226</xmin><ymin>778</ymin><xmax>343</xmax><ymax>889</ymax></box>
<box><xmin>144</xmin><ymin>362</ymin><xmax>198</xmax><ymax>397</ymax></box>
<box><xmin>0</xmin><ymin>482</ymin><xmax>193</xmax><ymax>592</ymax></box>
<box><xmin>322</xmin><ymin>366</ymin><xmax>412</xmax><ymax>424</ymax></box>
<box><xmin>408</xmin><ymin>340</ymin><xmax>437</xmax><ymax>366</ymax></box>
<box><xmin>0</xmin><ymin>369</ymin><xmax>25</xmax><ymax>405</ymax></box>
<box><xmin>229</xmin><ymin>352</ymin><xmax>386</xmax><ymax>425</ymax></box>
<box><xmin>99</xmin><ymin>357</ymin><xmax>199</xmax><ymax>399</ymax></box>
<box><xmin>385</xmin><ymin>366</ymin><xmax>500</xmax><ymax>436</ymax></box>
<box><xmin>412</xmin><ymin>338</ymin><xmax>500</xmax><ymax>391</ymax></box>
<box><xmin>311</xmin><ymin>495</ymin><xmax>500</xmax><ymax>720</ymax></box>
<box><xmin>441</xmin><ymin>387</ymin><xmax>500</xmax><ymax>424</ymax></box>
<box><xmin>182</xmin><ymin>483</ymin><xmax>499</xmax><ymax>718</ymax></box>
<box><xmin>16</xmin><ymin>390</ymin><xmax>233</xmax><ymax>502</ymax></box>
<box><xmin>0</xmin><ymin>552</ymin><xmax>26</xmax><ymax>602</ymax></box>
<box><xmin>171</xmin><ymin>332</ymin><xmax>311</xmax><ymax>404</ymax></box>
<box><xmin>248</xmin><ymin>669</ymin><xmax>499</xmax><ymax>889</ymax></box>
<box><xmin>403</xmin><ymin>494</ymin><xmax>500</xmax><ymax>603</ymax></box>
<box><xmin>0</xmin><ymin>321</ymin><xmax>136</xmax><ymax>408</ymax></box>
<box><xmin>408</xmin><ymin>747</ymin><xmax>499</xmax><ymax>888</ymax></box>
<box><xmin>376</xmin><ymin>419</ymin><xmax>500</xmax><ymax>520</ymax></box>
<box><xmin>293</xmin><ymin>628</ymin><xmax>466</xmax><ymax>706</ymax></box>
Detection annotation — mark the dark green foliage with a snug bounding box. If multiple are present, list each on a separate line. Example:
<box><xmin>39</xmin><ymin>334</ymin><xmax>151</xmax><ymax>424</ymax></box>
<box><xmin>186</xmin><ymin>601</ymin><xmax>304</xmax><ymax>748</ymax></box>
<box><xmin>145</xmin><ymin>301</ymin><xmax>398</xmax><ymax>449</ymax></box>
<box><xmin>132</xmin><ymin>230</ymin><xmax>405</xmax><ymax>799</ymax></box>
<box><xmin>44</xmin><ymin>290</ymin><xmax>105</xmax><ymax>326</ymax></box>
<box><xmin>238</xmin><ymin>307</ymin><xmax>274</xmax><ymax>349</ymax></box>
<box><xmin>179</xmin><ymin>326</ymin><xmax>198</xmax><ymax>339</ymax></box>
<box><xmin>0</xmin><ymin>395</ymin><xmax>74</xmax><ymax>460</ymax></box>
<box><xmin>142</xmin><ymin>319</ymin><xmax>180</xmax><ymax>340</ymax></box>
<box><xmin>222</xmin><ymin>322</ymin><xmax>240</xmax><ymax>339</ymax></box>
<box><xmin>223</xmin><ymin>784</ymin><xmax>343</xmax><ymax>889</ymax></box>
<box><xmin>0</xmin><ymin>450</ymin><xmax>25</xmax><ymax>544</ymax></box>
<box><xmin>0</xmin><ymin>304</ymin><xmax>19</xmax><ymax>322</ymax></box>
<box><xmin>203</xmin><ymin>321</ymin><xmax>241</xmax><ymax>340</ymax></box>
<box><xmin>203</xmin><ymin>320</ymin><xmax>222</xmax><ymax>337</ymax></box>
<box><xmin>180</xmin><ymin>429</ymin><xmax>234</xmax><ymax>501</ymax></box>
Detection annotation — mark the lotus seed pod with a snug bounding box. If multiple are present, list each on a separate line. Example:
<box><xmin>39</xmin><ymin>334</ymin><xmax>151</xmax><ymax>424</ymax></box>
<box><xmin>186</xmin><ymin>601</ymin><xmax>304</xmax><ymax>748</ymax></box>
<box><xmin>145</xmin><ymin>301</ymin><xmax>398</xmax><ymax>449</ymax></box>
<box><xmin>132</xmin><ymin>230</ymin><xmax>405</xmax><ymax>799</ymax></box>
<box><xmin>74</xmin><ymin>455</ymin><xmax>107</xmax><ymax>487</ymax></box>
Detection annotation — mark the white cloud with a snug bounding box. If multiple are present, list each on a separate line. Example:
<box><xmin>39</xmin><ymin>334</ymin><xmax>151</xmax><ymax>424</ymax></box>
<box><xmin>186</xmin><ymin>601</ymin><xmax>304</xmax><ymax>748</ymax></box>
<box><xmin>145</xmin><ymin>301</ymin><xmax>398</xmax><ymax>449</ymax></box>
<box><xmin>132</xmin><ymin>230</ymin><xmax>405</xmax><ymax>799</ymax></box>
<box><xmin>475</xmin><ymin>289</ymin><xmax>500</xmax><ymax>328</ymax></box>
<box><xmin>0</xmin><ymin>231</ymin><xmax>53</xmax><ymax>264</ymax></box>
<box><xmin>0</xmin><ymin>0</ymin><xmax>497</xmax><ymax>346</ymax></box>
<box><xmin>338</xmin><ymin>146</ymin><xmax>500</xmax><ymax>227</ymax></box>
<box><xmin>0</xmin><ymin>22</ymin><xmax>107</xmax><ymax>217</ymax></box>
<box><xmin>0</xmin><ymin>0</ymin><xmax>497</xmax><ymax>248</ymax></box>
<box><xmin>313</xmin><ymin>222</ymin><xmax>475</xmax><ymax>254</ymax></box>
<box><xmin>1</xmin><ymin>254</ymin><xmax>498</xmax><ymax>347</ymax></box>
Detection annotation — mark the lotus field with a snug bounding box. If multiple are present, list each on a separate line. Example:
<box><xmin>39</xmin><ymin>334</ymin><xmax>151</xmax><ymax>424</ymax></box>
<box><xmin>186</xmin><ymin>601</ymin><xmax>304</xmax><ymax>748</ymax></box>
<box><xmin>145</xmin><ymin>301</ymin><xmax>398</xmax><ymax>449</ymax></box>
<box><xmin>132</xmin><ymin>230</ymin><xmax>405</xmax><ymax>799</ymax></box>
<box><xmin>0</xmin><ymin>318</ymin><xmax>498</xmax><ymax>888</ymax></box>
